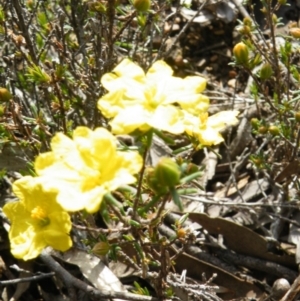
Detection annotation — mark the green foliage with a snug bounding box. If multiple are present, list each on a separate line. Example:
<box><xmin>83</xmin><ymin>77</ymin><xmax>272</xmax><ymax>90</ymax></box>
<box><xmin>26</xmin><ymin>65</ymin><xmax>51</xmax><ymax>85</ymax></box>
<box><xmin>233</xmin><ymin>0</ymin><xmax>300</xmax><ymax>194</ymax></box>
<box><xmin>132</xmin><ymin>281</ymin><xmax>150</xmax><ymax>296</ymax></box>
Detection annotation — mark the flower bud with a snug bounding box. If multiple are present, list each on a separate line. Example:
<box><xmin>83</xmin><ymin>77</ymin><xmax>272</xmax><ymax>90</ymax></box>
<box><xmin>295</xmin><ymin>111</ymin><xmax>300</xmax><ymax>122</ymax></box>
<box><xmin>250</xmin><ymin>118</ymin><xmax>259</xmax><ymax>130</ymax></box>
<box><xmin>260</xmin><ymin>7</ymin><xmax>266</xmax><ymax>14</ymax></box>
<box><xmin>289</xmin><ymin>28</ymin><xmax>300</xmax><ymax>39</ymax></box>
<box><xmin>233</xmin><ymin>42</ymin><xmax>249</xmax><ymax>65</ymax></box>
<box><xmin>154</xmin><ymin>158</ymin><xmax>181</xmax><ymax>188</ymax></box>
<box><xmin>260</xmin><ymin>63</ymin><xmax>273</xmax><ymax>80</ymax></box>
<box><xmin>238</xmin><ymin>25</ymin><xmax>251</xmax><ymax>35</ymax></box>
<box><xmin>268</xmin><ymin>125</ymin><xmax>280</xmax><ymax>136</ymax></box>
<box><xmin>252</xmin><ymin>157</ymin><xmax>263</xmax><ymax>167</ymax></box>
<box><xmin>0</xmin><ymin>88</ymin><xmax>12</xmax><ymax>102</ymax></box>
<box><xmin>243</xmin><ymin>17</ymin><xmax>252</xmax><ymax>27</ymax></box>
<box><xmin>27</xmin><ymin>0</ymin><xmax>34</xmax><ymax>9</ymax></box>
<box><xmin>146</xmin><ymin>167</ymin><xmax>168</xmax><ymax>194</ymax></box>
<box><xmin>258</xmin><ymin>126</ymin><xmax>268</xmax><ymax>134</ymax></box>
<box><xmin>133</xmin><ymin>0</ymin><xmax>151</xmax><ymax>12</ymax></box>
<box><xmin>0</xmin><ymin>105</ymin><xmax>5</xmax><ymax>117</ymax></box>
<box><xmin>177</xmin><ymin>228</ymin><xmax>186</xmax><ymax>239</ymax></box>
<box><xmin>92</xmin><ymin>241</ymin><xmax>110</xmax><ymax>256</ymax></box>
<box><xmin>278</xmin><ymin>0</ymin><xmax>287</xmax><ymax>5</ymax></box>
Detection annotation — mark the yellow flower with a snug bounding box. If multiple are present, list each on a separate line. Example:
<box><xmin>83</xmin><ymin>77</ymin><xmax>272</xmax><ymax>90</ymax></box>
<box><xmin>183</xmin><ymin>111</ymin><xmax>239</xmax><ymax>146</ymax></box>
<box><xmin>34</xmin><ymin>127</ymin><xmax>142</xmax><ymax>213</ymax></box>
<box><xmin>3</xmin><ymin>176</ymin><xmax>72</xmax><ymax>261</ymax></box>
<box><xmin>109</xmin><ymin>102</ymin><xmax>185</xmax><ymax>135</ymax></box>
<box><xmin>98</xmin><ymin>59</ymin><xmax>209</xmax><ymax>134</ymax></box>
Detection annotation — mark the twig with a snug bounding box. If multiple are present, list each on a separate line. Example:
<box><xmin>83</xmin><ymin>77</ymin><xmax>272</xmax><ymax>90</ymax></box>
<box><xmin>133</xmin><ymin>141</ymin><xmax>150</xmax><ymax>216</ymax></box>
<box><xmin>181</xmin><ymin>195</ymin><xmax>300</xmax><ymax>208</ymax></box>
<box><xmin>52</xmin><ymin>78</ymin><xmax>67</xmax><ymax>134</ymax></box>
<box><xmin>106</xmin><ymin>0</ymin><xmax>116</xmax><ymax>67</ymax></box>
<box><xmin>214</xmin><ymin>248</ymin><xmax>297</xmax><ymax>283</ymax></box>
<box><xmin>113</xmin><ymin>12</ymin><xmax>136</xmax><ymax>44</ymax></box>
<box><xmin>72</xmin><ymin>223</ymin><xmax>131</xmax><ymax>233</ymax></box>
<box><xmin>11</xmin><ymin>0</ymin><xmax>38</xmax><ymax>63</ymax></box>
<box><xmin>40</xmin><ymin>249</ymin><xmax>159</xmax><ymax>301</ymax></box>
<box><xmin>158</xmin><ymin>0</ymin><xmax>209</xmax><ymax>61</ymax></box>
<box><xmin>0</xmin><ymin>272</ymin><xmax>55</xmax><ymax>287</ymax></box>
<box><xmin>230</xmin><ymin>0</ymin><xmax>252</xmax><ymax>20</ymax></box>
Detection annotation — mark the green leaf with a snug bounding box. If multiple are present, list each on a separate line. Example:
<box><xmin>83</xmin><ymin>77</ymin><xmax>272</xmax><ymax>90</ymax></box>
<box><xmin>170</xmin><ymin>186</ymin><xmax>183</xmax><ymax>211</ymax></box>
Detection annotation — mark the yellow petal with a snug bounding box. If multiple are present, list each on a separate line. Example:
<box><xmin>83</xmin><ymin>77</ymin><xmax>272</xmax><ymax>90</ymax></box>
<box><xmin>50</xmin><ymin>132</ymin><xmax>75</xmax><ymax>156</ymax></box>
<box><xmin>112</xmin><ymin>58</ymin><xmax>145</xmax><ymax>79</ymax></box>
<box><xmin>36</xmin><ymin>153</ymin><xmax>84</xmax><ymax>184</ymax></box>
<box><xmin>183</xmin><ymin>76</ymin><xmax>207</xmax><ymax>93</ymax></box>
<box><xmin>12</xmin><ymin>176</ymin><xmax>60</xmax><ymax>213</ymax></box>
<box><xmin>105</xmin><ymin>151</ymin><xmax>143</xmax><ymax>191</ymax></box>
<box><xmin>147</xmin><ymin>60</ymin><xmax>174</xmax><ymax>78</ymax></box>
<box><xmin>196</xmin><ymin>127</ymin><xmax>225</xmax><ymax>146</ymax></box>
<box><xmin>43</xmin><ymin>230</ymin><xmax>72</xmax><ymax>252</ymax></box>
<box><xmin>48</xmin><ymin>211</ymin><xmax>72</xmax><ymax>233</ymax></box>
<box><xmin>110</xmin><ymin>106</ymin><xmax>151</xmax><ymax>134</ymax></box>
<box><xmin>10</xmin><ymin>228</ymin><xmax>43</xmax><ymax>260</ymax></box>
<box><xmin>55</xmin><ymin>184</ymin><xmax>106</xmax><ymax>213</ymax></box>
<box><xmin>178</xmin><ymin>94</ymin><xmax>210</xmax><ymax>115</ymax></box>
<box><xmin>207</xmin><ymin>111</ymin><xmax>239</xmax><ymax>130</ymax></box>
<box><xmin>182</xmin><ymin>112</ymin><xmax>201</xmax><ymax>137</ymax></box>
<box><xmin>101</xmin><ymin>59</ymin><xmax>145</xmax><ymax>91</ymax></box>
<box><xmin>34</xmin><ymin>126</ymin><xmax>143</xmax><ymax>213</ymax></box>
<box><xmin>73</xmin><ymin>127</ymin><xmax>117</xmax><ymax>170</ymax></box>
<box><xmin>150</xmin><ymin>105</ymin><xmax>185</xmax><ymax>134</ymax></box>
<box><xmin>98</xmin><ymin>89</ymin><xmax>126</xmax><ymax>118</ymax></box>
<box><xmin>3</xmin><ymin>178</ymin><xmax>72</xmax><ymax>261</ymax></box>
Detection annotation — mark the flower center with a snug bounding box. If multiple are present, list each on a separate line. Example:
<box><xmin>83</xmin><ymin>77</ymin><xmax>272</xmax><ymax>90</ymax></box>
<box><xmin>145</xmin><ymin>86</ymin><xmax>162</xmax><ymax>109</ymax></box>
<box><xmin>199</xmin><ymin>112</ymin><xmax>208</xmax><ymax>127</ymax></box>
<box><xmin>31</xmin><ymin>206</ymin><xmax>50</xmax><ymax>227</ymax></box>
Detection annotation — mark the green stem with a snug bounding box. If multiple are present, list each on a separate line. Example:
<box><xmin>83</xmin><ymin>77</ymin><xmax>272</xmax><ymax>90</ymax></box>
<box><xmin>133</xmin><ymin>130</ymin><xmax>153</xmax><ymax>216</ymax></box>
<box><xmin>138</xmin><ymin>194</ymin><xmax>161</xmax><ymax>216</ymax></box>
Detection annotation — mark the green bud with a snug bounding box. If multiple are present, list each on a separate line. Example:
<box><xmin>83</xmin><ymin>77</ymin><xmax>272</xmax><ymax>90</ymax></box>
<box><xmin>154</xmin><ymin>158</ymin><xmax>181</xmax><ymax>187</ymax></box>
<box><xmin>268</xmin><ymin>125</ymin><xmax>280</xmax><ymax>136</ymax></box>
<box><xmin>243</xmin><ymin>17</ymin><xmax>252</xmax><ymax>26</ymax></box>
<box><xmin>133</xmin><ymin>0</ymin><xmax>151</xmax><ymax>12</ymax></box>
<box><xmin>233</xmin><ymin>42</ymin><xmax>249</xmax><ymax>65</ymax></box>
<box><xmin>0</xmin><ymin>88</ymin><xmax>12</xmax><ymax>103</ymax></box>
<box><xmin>146</xmin><ymin>167</ymin><xmax>168</xmax><ymax>194</ymax></box>
<box><xmin>278</xmin><ymin>0</ymin><xmax>287</xmax><ymax>5</ymax></box>
<box><xmin>0</xmin><ymin>104</ymin><xmax>5</xmax><ymax>117</ymax></box>
<box><xmin>295</xmin><ymin>111</ymin><xmax>300</xmax><ymax>122</ymax></box>
<box><xmin>92</xmin><ymin>241</ymin><xmax>110</xmax><ymax>257</ymax></box>
<box><xmin>250</xmin><ymin>118</ymin><xmax>260</xmax><ymax>130</ymax></box>
<box><xmin>260</xmin><ymin>7</ymin><xmax>267</xmax><ymax>14</ymax></box>
<box><xmin>260</xmin><ymin>63</ymin><xmax>273</xmax><ymax>80</ymax></box>
<box><xmin>258</xmin><ymin>126</ymin><xmax>268</xmax><ymax>134</ymax></box>
<box><xmin>239</xmin><ymin>25</ymin><xmax>251</xmax><ymax>35</ymax></box>
<box><xmin>251</xmin><ymin>157</ymin><xmax>263</xmax><ymax>167</ymax></box>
